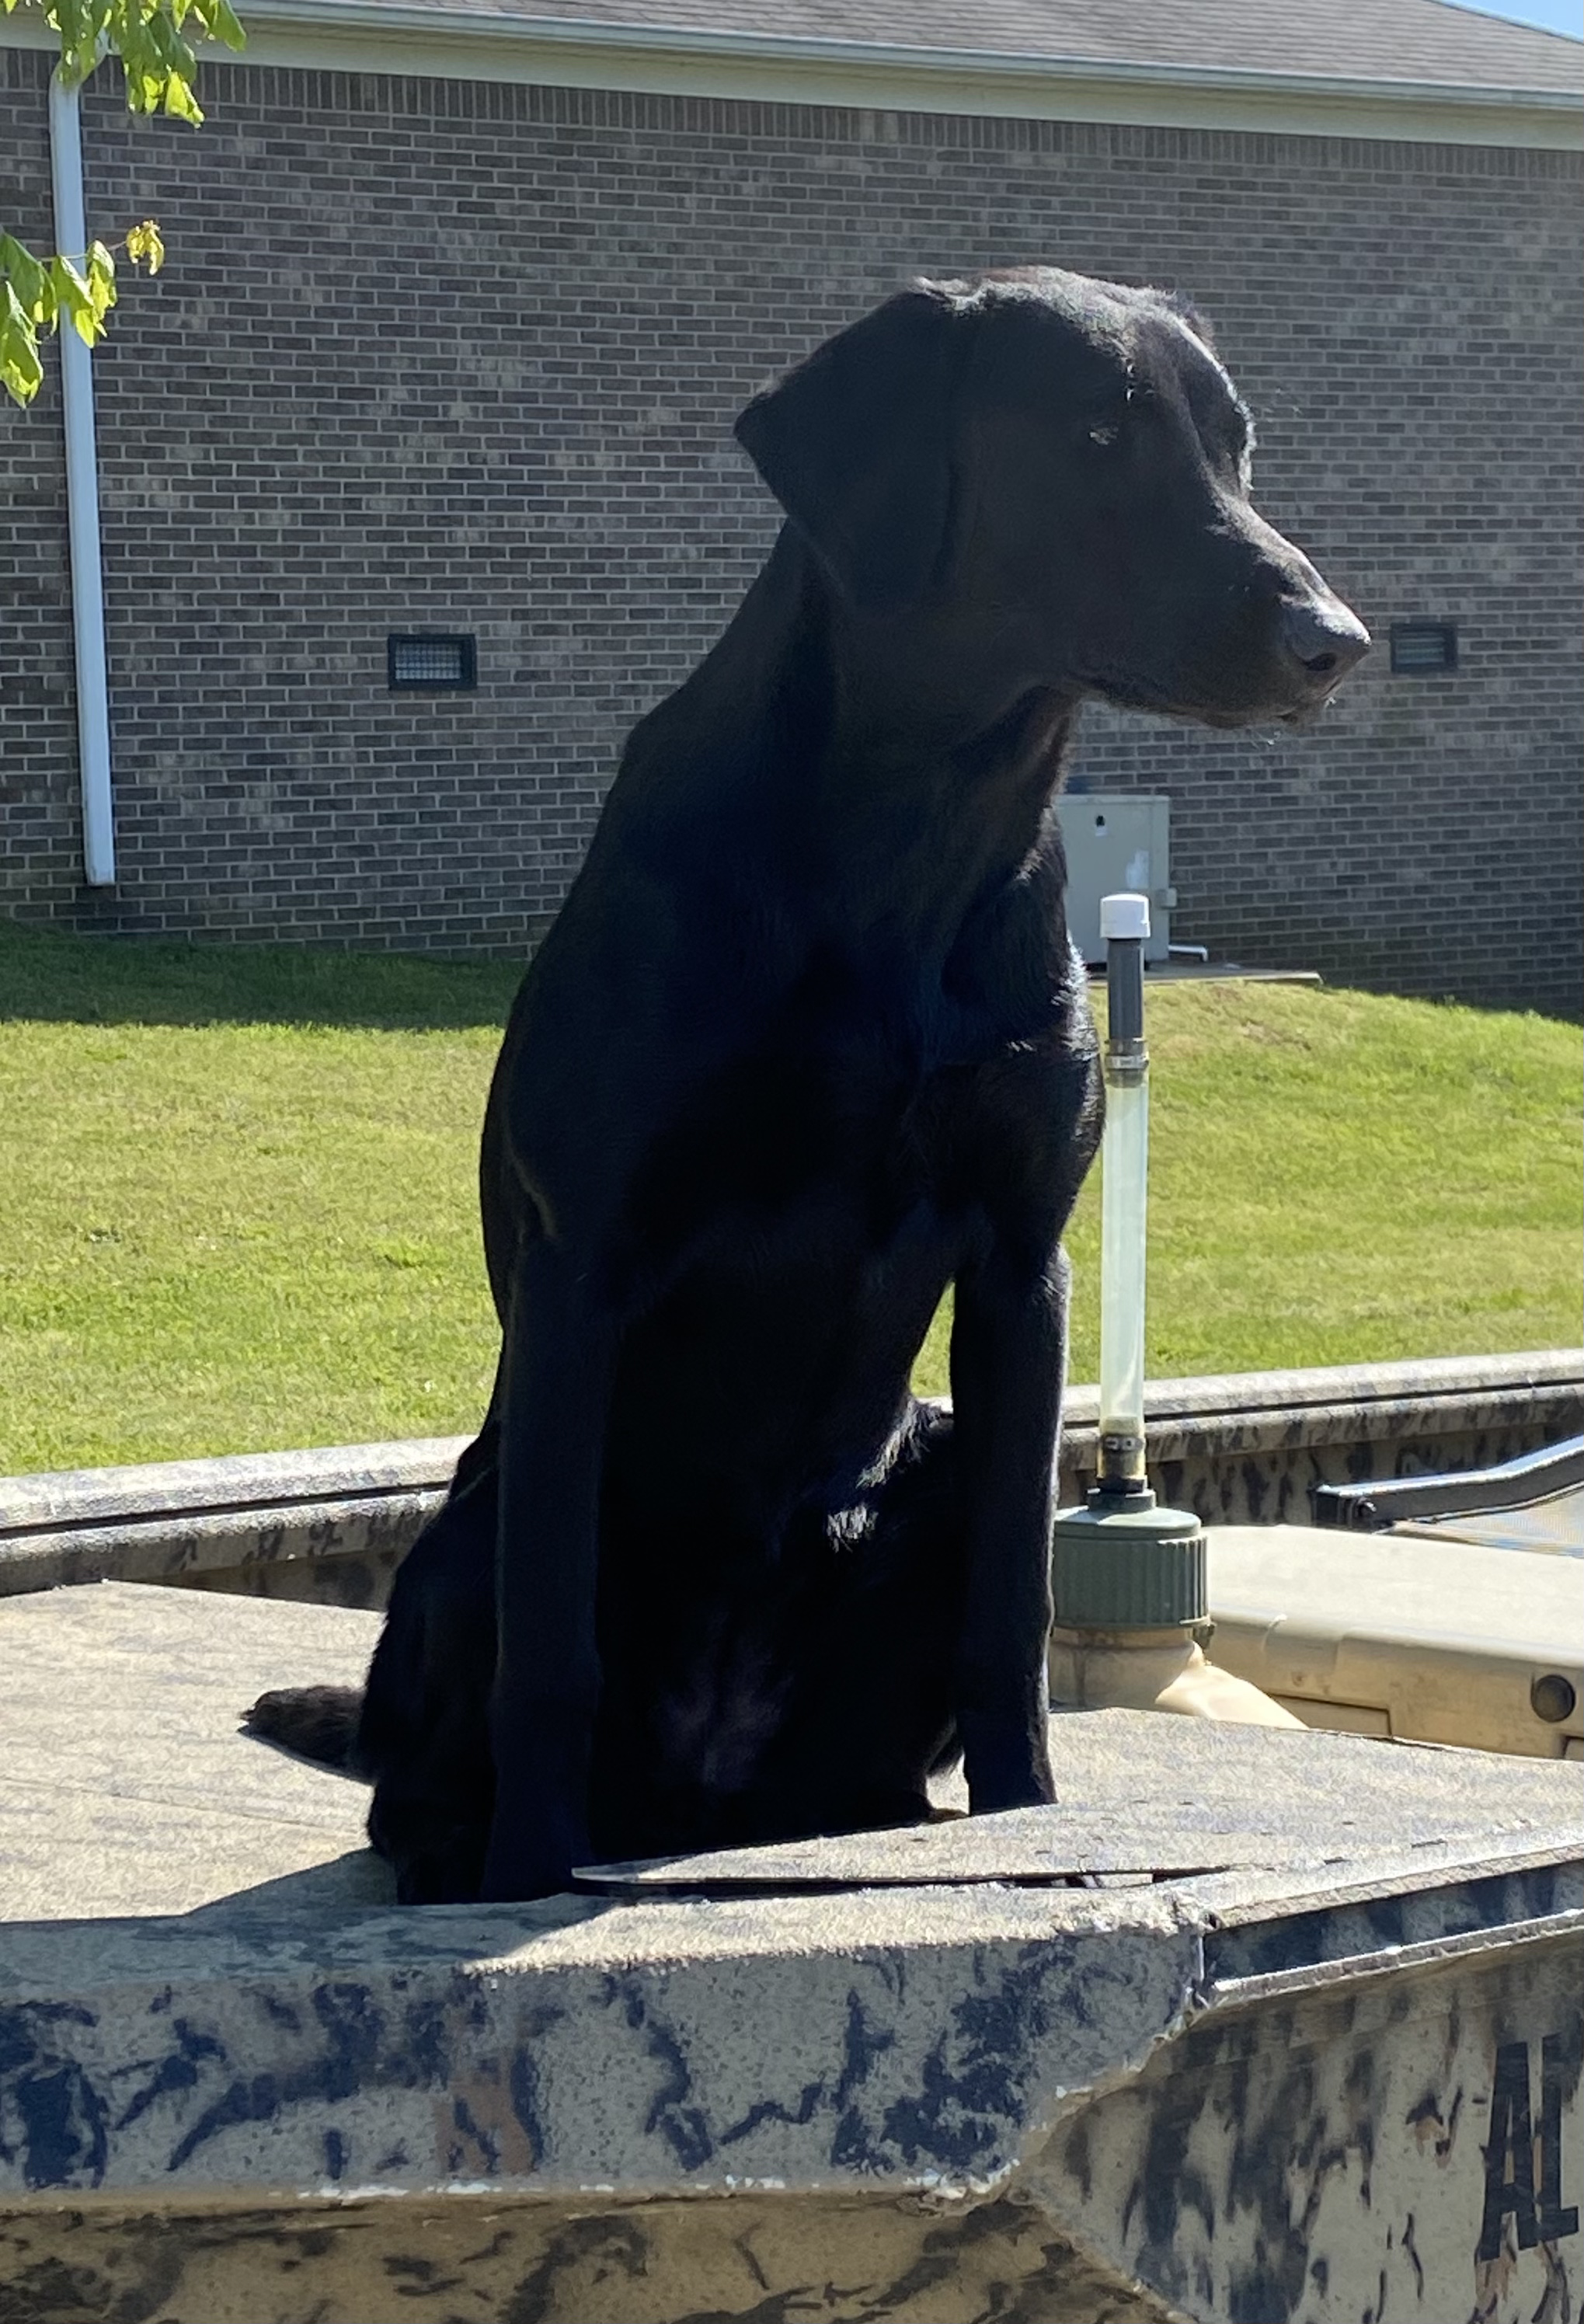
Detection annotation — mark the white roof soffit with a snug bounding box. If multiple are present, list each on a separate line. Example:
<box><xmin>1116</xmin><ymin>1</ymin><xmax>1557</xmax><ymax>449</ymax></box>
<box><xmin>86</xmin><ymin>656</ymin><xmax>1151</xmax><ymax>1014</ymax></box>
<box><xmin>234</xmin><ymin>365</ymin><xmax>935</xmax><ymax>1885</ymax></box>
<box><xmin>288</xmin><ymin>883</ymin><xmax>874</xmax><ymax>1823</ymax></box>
<box><xmin>5</xmin><ymin>2</ymin><xmax>1582</xmax><ymax>147</ymax></box>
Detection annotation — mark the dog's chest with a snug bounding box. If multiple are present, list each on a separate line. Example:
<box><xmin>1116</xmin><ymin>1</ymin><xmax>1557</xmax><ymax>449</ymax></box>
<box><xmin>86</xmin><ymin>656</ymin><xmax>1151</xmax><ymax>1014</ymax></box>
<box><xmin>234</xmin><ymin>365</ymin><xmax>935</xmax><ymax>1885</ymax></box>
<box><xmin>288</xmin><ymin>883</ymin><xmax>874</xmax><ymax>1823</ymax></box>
<box><xmin>619</xmin><ymin>959</ymin><xmax>1066</xmax><ymax>1343</ymax></box>
<box><xmin>649</xmin><ymin>970</ymin><xmax>1002</xmax><ymax>1209</ymax></box>
<box><xmin>608</xmin><ymin>950</ymin><xmax>1080</xmax><ymax>1494</ymax></box>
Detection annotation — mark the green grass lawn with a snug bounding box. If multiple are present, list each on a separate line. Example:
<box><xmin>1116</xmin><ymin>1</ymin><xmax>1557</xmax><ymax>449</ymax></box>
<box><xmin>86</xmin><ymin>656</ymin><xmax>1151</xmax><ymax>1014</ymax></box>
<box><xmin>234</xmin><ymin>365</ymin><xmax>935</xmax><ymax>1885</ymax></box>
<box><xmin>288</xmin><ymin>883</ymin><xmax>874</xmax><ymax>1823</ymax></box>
<box><xmin>1</xmin><ymin>921</ymin><xmax>1579</xmax><ymax>1473</ymax></box>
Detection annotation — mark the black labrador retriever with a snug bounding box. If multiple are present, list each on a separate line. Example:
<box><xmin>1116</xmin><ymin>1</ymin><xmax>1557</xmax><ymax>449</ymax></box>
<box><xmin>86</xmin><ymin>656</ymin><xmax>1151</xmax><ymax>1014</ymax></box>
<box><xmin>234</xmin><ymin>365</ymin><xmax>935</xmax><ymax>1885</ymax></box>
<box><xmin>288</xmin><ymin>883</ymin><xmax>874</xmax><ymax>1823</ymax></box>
<box><xmin>249</xmin><ymin>268</ymin><xmax>1368</xmax><ymax>1902</ymax></box>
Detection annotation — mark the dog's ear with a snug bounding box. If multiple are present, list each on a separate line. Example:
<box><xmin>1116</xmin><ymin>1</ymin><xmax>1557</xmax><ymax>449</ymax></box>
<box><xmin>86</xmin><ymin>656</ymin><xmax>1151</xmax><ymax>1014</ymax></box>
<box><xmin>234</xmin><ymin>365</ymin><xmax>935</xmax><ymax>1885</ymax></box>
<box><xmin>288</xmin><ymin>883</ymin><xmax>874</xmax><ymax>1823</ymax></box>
<box><xmin>734</xmin><ymin>287</ymin><xmax>966</xmax><ymax>611</ymax></box>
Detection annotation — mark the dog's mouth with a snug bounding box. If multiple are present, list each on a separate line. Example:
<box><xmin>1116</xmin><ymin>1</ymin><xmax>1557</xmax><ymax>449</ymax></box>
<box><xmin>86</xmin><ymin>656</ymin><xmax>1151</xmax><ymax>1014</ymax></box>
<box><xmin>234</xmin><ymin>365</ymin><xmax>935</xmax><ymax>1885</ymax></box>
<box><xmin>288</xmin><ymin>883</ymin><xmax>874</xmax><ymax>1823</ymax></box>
<box><xmin>1080</xmin><ymin>669</ymin><xmax>1338</xmax><ymax>731</ymax></box>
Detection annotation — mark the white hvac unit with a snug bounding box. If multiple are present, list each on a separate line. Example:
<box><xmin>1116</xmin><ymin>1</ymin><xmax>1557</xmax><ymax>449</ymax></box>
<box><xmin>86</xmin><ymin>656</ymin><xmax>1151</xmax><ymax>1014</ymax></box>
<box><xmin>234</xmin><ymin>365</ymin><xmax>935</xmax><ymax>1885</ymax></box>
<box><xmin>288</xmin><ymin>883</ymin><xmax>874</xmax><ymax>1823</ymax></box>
<box><xmin>1054</xmin><ymin>793</ymin><xmax>1175</xmax><ymax>967</ymax></box>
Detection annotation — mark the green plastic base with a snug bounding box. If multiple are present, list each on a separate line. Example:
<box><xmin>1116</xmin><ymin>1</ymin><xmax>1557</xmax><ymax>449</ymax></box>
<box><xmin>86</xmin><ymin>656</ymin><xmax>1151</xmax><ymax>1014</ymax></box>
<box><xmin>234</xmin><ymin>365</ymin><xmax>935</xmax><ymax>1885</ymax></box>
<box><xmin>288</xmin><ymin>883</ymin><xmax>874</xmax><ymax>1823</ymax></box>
<box><xmin>1050</xmin><ymin>1488</ymin><xmax>1208</xmax><ymax>1629</ymax></box>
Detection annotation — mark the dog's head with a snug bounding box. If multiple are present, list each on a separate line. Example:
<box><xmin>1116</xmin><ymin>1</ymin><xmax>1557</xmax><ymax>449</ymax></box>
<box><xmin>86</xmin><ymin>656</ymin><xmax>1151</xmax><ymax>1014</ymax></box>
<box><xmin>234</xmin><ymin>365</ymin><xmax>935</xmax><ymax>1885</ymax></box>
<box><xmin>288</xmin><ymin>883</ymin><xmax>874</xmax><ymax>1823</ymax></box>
<box><xmin>736</xmin><ymin>268</ymin><xmax>1369</xmax><ymax>730</ymax></box>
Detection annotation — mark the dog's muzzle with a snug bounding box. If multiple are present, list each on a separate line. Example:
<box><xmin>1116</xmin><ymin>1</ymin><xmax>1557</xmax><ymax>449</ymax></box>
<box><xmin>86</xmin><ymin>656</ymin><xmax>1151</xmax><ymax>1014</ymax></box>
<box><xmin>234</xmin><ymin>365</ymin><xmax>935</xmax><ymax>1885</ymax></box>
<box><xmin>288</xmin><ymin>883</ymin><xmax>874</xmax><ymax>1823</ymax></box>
<box><xmin>1276</xmin><ymin>595</ymin><xmax>1372</xmax><ymax>707</ymax></box>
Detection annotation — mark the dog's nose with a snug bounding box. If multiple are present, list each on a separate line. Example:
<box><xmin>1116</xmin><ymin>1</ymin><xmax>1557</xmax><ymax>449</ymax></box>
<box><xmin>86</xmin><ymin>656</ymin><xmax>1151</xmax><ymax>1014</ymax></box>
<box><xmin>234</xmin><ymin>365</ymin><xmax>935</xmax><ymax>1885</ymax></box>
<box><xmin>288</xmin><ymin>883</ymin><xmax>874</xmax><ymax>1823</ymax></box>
<box><xmin>1279</xmin><ymin>598</ymin><xmax>1371</xmax><ymax>685</ymax></box>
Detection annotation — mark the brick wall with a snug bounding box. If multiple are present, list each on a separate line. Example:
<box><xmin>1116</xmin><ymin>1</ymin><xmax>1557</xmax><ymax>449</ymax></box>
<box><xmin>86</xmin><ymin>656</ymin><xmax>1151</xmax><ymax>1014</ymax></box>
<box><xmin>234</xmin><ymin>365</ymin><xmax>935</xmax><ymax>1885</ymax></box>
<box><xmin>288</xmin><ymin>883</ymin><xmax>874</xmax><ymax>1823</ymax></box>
<box><xmin>2</xmin><ymin>51</ymin><xmax>1580</xmax><ymax>1009</ymax></box>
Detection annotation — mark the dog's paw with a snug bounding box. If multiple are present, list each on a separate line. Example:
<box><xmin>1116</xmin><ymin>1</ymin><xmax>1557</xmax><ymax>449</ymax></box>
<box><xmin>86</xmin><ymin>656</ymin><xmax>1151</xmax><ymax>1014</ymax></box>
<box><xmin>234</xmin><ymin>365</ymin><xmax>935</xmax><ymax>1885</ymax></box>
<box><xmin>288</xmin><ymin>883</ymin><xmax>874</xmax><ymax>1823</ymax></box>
<box><xmin>959</xmin><ymin>1709</ymin><xmax>1057</xmax><ymax>1817</ymax></box>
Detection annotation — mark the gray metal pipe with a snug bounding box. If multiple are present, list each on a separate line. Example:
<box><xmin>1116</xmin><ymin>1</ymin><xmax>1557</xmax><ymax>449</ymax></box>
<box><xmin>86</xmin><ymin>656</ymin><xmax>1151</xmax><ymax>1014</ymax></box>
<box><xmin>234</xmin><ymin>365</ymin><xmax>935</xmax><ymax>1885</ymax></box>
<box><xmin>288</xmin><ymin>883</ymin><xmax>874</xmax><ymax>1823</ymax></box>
<box><xmin>1096</xmin><ymin>892</ymin><xmax>1151</xmax><ymax>1490</ymax></box>
<box><xmin>47</xmin><ymin>68</ymin><xmax>116</xmax><ymax>888</ymax></box>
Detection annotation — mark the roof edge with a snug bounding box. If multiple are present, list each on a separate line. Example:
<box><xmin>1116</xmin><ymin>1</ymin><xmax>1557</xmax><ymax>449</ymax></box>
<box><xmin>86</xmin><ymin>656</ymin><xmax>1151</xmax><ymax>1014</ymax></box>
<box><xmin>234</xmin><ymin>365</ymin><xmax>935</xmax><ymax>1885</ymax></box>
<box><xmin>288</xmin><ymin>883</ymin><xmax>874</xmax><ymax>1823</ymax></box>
<box><xmin>237</xmin><ymin>1</ymin><xmax>1584</xmax><ymax>114</ymax></box>
<box><xmin>5</xmin><ymin>0</ymin><xmax>1581</xmax><ymax>146</ymax></box>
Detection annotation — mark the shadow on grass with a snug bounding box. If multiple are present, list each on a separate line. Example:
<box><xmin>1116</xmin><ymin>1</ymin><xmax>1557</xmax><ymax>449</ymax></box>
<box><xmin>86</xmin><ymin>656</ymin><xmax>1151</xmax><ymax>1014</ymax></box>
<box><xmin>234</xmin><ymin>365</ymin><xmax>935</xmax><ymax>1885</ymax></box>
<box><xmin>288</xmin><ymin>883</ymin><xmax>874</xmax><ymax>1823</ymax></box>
<box><xmin>0</xmin><ymin>921</ymin><xmax>525</xmax><ymax>1032</ymax></box>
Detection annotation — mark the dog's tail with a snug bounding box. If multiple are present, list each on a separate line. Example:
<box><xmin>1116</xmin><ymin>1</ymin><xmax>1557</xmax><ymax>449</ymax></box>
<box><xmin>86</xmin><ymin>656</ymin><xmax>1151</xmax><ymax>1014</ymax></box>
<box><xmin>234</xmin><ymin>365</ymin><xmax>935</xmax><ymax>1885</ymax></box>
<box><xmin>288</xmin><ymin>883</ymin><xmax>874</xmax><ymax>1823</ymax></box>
<box><xmin>243</xmin><ymin>1684</ymin><xmax>367</xmax><ymax>1773</ymax></box>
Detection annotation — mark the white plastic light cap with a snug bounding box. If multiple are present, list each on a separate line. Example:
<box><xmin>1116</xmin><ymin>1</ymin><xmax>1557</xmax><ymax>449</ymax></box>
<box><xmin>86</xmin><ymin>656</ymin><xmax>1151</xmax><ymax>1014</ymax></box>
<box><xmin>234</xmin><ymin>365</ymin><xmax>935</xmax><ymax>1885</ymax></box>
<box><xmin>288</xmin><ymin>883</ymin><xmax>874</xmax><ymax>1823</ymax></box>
<box><xmin>1100</xmin><ymin>892</ymin><xmax>1151</xmax><ymax>942</ymax></box>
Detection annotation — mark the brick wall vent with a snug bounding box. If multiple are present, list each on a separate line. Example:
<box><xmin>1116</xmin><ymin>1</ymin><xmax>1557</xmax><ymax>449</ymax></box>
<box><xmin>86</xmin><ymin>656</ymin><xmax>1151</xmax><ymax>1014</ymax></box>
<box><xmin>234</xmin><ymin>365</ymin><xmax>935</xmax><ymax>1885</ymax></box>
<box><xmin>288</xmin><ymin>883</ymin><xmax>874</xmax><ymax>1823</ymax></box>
<box><xmin>1389</xmin><ymin>620</ymin><xmax>1459</xmax><ymax>674</ymax></box>
<box><xmin>388</xmin><ymin>634</ymin><xmax>477</xmax><ymax>691</ymax></box>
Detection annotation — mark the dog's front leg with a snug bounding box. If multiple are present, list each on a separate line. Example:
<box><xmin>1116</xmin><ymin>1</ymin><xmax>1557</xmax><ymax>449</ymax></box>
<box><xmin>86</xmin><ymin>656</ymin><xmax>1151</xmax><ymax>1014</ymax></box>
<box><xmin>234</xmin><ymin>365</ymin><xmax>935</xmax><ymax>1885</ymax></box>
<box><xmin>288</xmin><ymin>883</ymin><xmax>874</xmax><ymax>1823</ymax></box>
<box><xmin>948</xmin><ymin>1240</ymin><xmax>1071</xmax><ymax>1813</ymax></box>
<box><xmin>482</xmin><ymin>1236</ymin><xmax>616</xmax><ymax>1901</ymax></box>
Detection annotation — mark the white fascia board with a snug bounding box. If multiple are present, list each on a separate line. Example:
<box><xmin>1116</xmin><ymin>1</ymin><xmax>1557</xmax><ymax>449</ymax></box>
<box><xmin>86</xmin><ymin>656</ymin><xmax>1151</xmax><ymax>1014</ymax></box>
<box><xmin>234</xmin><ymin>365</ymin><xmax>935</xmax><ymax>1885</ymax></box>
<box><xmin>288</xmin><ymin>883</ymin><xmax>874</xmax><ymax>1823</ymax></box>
<box><xmin>4</xmin><ymin>5</ymin><xmax>1581</xmax><ymax>149</ymax></box>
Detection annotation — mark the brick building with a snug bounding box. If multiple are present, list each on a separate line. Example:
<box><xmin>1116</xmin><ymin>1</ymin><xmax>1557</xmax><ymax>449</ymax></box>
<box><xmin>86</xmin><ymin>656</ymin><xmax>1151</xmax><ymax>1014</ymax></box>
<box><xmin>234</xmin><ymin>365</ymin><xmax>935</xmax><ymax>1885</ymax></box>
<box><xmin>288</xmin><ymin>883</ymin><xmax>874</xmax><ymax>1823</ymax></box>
<box><xmin>2</xmin><ymin>0</ymin><xmax>1580</xmax><ymax>1009</ymax></box>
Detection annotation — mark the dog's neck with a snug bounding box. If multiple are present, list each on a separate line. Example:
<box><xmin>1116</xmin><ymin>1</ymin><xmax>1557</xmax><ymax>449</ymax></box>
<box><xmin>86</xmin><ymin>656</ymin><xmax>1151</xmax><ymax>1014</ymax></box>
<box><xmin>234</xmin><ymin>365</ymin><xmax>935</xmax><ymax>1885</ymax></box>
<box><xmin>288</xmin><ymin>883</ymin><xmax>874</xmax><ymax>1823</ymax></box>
<box><xmin>660</xmin><ymin>528</ymin><xmax>1083</xmax><ymax>960</ymax></box>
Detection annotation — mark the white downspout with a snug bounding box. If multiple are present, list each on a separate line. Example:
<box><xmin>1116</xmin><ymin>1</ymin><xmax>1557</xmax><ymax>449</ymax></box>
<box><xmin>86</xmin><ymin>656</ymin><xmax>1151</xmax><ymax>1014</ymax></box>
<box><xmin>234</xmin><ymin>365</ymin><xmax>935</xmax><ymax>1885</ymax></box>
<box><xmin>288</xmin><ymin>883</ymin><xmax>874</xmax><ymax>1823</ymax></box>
<box><xmin>47</xmin><ymin>68</ymin><xmax>116</xmax><ymax>887</ymax></box>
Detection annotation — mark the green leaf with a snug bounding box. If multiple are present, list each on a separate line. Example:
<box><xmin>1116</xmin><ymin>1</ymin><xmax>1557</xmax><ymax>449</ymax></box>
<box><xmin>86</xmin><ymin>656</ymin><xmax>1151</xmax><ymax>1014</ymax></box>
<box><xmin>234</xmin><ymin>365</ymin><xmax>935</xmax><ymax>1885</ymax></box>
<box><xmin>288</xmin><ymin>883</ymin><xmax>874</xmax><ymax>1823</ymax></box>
<box><xmin>49</xmin><ymin>254</ymin><xmax>104</xmax><ymax>347</ymax></box>
<box><xmin>145</xmin><ymin>6</ymin><xmax>197</xmax><ymax>75</ymax></box>
<box><xmin>50</xmin><ymin>0</ymin><xmax>103</xmax><ymax>83</ymax></box>
<box><xmin>5</xmin><ymin>0</ymin><xmax>242</xmax><ymax>399</ymax></box>
<box><xmin>85</xmin><ymin>240</ymin><xmax>118</xmax><ymax>322</ymax></box>
<box><xmin>59</xmin><ymin>40</ymin><xmax>101</xmax><ymax>86</ymax></box>
<box><xmin>124</xmin><ymin>218</ymin><xmax>165</xmax><ymax>275</ymax></box>
<box><xmin>162</xmin><ymin>69</ymin><xmax>204</xmax><ymax>122</ymax></box>
<box><xmin>203</xmin><ymin>0</ymin><xmax>246</xmax><ymax>49</ymax></box>
<box><xmin>53</xmin><ymin>0</ymin><xmax>93</xmax><ymax>57</ymax></box>
<box><xmin>110</xmin><ymin>1</ymin><xmax>172</xmax><ymax>111</ymax></box>
<box><xmin>137</xmin><ymin>5</ymin><xmax>204</xmax><ymax>120</ymax></box>
<box><xmin>2</xmin><ymin>283</ymin><xmax>46</xmax><ymax>406</ymax></box>
<box><xmin>0</xmin><ymin>232</ymin><xmax>55</xmax><ymax>326</ymax></box>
